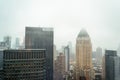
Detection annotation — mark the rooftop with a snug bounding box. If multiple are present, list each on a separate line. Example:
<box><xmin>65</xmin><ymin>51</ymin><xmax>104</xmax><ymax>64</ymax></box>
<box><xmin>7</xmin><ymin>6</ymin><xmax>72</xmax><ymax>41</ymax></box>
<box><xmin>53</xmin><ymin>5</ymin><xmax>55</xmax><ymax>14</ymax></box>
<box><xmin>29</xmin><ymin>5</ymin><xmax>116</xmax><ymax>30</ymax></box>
<box><xmin>77</xmin><ymin>28</ymin><xmax>89</xmax><ymax>38</ymax></box>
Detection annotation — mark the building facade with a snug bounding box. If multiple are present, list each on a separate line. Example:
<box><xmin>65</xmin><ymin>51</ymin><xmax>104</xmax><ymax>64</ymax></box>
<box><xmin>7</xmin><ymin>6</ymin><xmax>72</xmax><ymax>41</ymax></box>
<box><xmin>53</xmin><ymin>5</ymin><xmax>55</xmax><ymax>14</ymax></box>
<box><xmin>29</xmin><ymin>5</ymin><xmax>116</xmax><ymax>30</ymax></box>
<box><xmin>0</xmin><ymin>36</ymin><xmax>11</xmax><ymax>49</ymax></box>
<box><xmin>0</xmin><ymin>50</ymin><xmax>3</xmax><ymax>70</ymax></box>
<box><xmin>96</xmin><ymin>47</ymin><xmax>102</xmax><ymax>65</ymax></box>
<box><xmin>15</xmin><ymin>37</ymin><xmax>20</xmax><ymax>49</ymax></box>
<box><xmin>3</xmin><ymin>36</ymin><xmax>11</xmax><ymax>49</ymax></box>
<box><xmin>104</xmin><ymin>50</ymin><xmax>120</xmax><ymax>80</ymax></box>
<box><xmin>3</xmin><ymin>49</ymin><xmax>46</xmax><ymax>80</ymax></box>
<box><xmin>25</xmin><ymin>27</ymin><xmax>53</xmax><ymax>80</ymax></box>
<box><xmin>76</xmin><ymin>29</ymin><xmax>93</xmax><ymax>80</ymax></box>
<box><xmin>54</xmin><ymin>53</ymin><xmax>65</xmax><ymax>80</ymax></box>
<box><xmin>64</xmin><ymin>45</ymin><xmax>70</xmax><ymax>72</ymax></box>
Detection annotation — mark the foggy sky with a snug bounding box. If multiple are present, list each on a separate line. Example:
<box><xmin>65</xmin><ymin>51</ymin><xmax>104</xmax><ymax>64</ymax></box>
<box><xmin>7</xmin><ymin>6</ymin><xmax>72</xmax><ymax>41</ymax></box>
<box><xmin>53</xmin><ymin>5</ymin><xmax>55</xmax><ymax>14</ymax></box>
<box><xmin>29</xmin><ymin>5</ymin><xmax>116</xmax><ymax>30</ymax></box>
<box><xmin>0</xmin><ymin>0</ymin><xmax>120</xmax><ymax>51</ymax></box>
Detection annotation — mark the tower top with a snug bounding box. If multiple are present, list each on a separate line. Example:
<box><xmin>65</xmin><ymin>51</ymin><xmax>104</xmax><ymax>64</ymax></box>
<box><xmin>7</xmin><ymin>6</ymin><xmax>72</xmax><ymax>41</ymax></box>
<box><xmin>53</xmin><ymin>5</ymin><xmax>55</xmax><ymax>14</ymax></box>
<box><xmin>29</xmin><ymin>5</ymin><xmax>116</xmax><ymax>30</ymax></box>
<box><xmin>77</xmin><ymin>28</ymin><xmax>89</xmax><ymax>38</ymax></box>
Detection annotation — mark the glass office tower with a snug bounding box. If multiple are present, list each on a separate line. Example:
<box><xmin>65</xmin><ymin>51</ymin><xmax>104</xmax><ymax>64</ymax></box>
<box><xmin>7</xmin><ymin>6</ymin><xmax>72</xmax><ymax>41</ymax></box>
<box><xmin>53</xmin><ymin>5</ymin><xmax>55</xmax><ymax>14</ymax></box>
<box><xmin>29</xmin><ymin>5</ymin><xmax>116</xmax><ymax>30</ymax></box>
<box><xmin>25</xmin><ymin>27</ymin><xmax>53</xmax><ymax>80</ymax></box>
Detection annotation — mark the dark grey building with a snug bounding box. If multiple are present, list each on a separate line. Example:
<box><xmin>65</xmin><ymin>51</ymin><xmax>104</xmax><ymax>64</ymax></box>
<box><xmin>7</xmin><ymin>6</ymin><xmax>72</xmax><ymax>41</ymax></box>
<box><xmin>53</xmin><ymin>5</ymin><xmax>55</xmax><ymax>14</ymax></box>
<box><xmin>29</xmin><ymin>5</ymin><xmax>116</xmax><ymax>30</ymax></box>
<box><xmin>25</xmin><ymin>27</ymin><xmax>53</xmax><ymax>80</ymax></box>
<box><xmin>0</xmin><ymin>50</ymin><xmax>3</xmax><ymax>69</ymax></box>
<box><xmin>64</xmin><ymin>45</ymin><xmax>70</xmax><ymax>72</ymax></box>
<box><xmin>105</xmin><ymin>50</ymin><xmax>120</xmax><ymax>80</ymax></box>
<box><xmin>0</xmin><ymin>50</ymin><xmax>3</xmax><ymax>80</ymax></box>
<box><xmin>3</xmin><ymin>49</ymin><xmax>46</xmax><ymax>80</ymax></box>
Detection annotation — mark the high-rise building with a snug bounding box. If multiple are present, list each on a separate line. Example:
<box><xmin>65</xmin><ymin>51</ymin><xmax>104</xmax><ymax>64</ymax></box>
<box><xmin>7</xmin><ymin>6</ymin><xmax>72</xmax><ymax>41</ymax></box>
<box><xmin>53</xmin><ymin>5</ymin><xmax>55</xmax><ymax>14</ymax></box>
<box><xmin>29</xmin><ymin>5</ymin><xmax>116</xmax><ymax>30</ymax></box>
<box><xmin>92</xmin><ymin>51</ymin><xmax>96</xmax><ymax>59</ymax></box>
<box><xmin>64</xmin><ymin>45</ymin><xmax>70</xmax><ymax>72</ymax></box>
<box><xmin>102</xmin><ymin>56</ymin><xmax>105</xmax><ymax>80</ymax></box>
<box><xmin>3</xmin><ymin>49</ymin><xmax>46</xmax><ymax>80</ymax></box>
<box><xmin>68</xmin><ymin>42</ymin><xmax>72</xmax><ymax>57</ymax></box>
<box><xmin>0</xmin><ymin>50</ymin><xmax>3</xmax><ymax>70</ymax></box>
<box><xmin>54</xmin><ymin>53</ymin><xmax>65</xmax><ymax>80</ymax></box>
<box><xmin>15</xmin><ymin>37</ymin><xmax>20</xmax><ymax>49</ymax></box>
<box><xmin>0</xmin><ymin>36</ymin><xmax>11</xmax><ymax>49</ymax></box>
<box><xmin>104</xmin><ymin>50</ymin><xmax>120</xmax><ymax>80</ymax></box>
<box><xmin>0</xmin><ymin>42</ymin><xmax>7</xmax><ymax>49</ymax></box>
<box><xmin>25</xmin><ymin>27</ymin><xmax>53</xmax><ymax>80</ymax></box>
<box><xmin>92</xmin><ymin>51</ymin><xmax>97</xmax><ymax>67</ymax></box>
<box><xmin>117</xmin><ymin>44</ymin><xmax>120</xmax><ymax>56</ymax></box>
<box><xmin>76</xmin><ymin>29</ymin><xmax>93</xmax><ymax>80</ymax></box>
<box><xmin>3</xmin><ymin>36</ymin><xmax>11</xmax><ymax>49</ymax></box>
<box><xmin>96</xmin><ymin>47</ymin><xmax>102</xmax><ymax>65</ymax></box>
<box><xmin>54</xmin><ymin>45</ymin><xmax>57</xmax><ymax>60</ymax></box>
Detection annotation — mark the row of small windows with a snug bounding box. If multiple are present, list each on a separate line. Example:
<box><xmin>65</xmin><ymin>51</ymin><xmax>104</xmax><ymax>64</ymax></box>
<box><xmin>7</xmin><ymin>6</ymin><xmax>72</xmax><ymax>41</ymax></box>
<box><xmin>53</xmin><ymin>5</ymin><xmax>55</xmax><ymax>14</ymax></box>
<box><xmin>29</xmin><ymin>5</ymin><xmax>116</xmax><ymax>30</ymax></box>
<box><xmin>4</xmin><ymin>52</ymin><xmax>45</xmax><ymax>59</ymax></box>
<box><xmin>4</xmin><ymin>75</ymin><xmax>46</xmax><ymax>80</ymax></box>
<box><xmin>4</xmin><ymin>64</ymin><xmax>46</xmax><ymax>69</ymax></box>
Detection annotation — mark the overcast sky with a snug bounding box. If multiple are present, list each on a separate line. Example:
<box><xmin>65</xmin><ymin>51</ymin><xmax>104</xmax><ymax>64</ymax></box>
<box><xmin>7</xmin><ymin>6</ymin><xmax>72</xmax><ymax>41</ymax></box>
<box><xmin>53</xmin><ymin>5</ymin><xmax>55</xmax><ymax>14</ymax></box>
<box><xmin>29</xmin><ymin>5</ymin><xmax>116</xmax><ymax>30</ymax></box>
<box><xmin>0</xmin><ymin>0</ymin><xmax>120</xmax><ymax>51</ymax></box>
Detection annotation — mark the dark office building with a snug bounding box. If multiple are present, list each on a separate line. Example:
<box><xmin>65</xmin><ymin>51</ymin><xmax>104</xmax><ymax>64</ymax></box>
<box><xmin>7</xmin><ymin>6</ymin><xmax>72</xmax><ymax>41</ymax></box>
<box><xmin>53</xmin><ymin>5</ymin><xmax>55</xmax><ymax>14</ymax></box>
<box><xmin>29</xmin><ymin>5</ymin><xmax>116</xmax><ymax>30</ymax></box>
<box><xmin>0</xmin><ymin>50</ymin><xmax>3</xmax><ymax>69</ymax></box>
<box><xmin>3</xmin><ymin>49</ymin><xmax>46</xmax><ymax>80</ymax></box>
<box><xmin>105</xmin><ymin>50</ymin><xmax>120</xmax><ymax>80</ymax></box>
<box><xmin>25</xmin><ymin>27</ymin><xmax>53</xmax><ymax>80</ymax></box>
<box><xmin>64</xmin><ymin>46</ymin><xmax>70</xmax><ymax>72</ymax></box>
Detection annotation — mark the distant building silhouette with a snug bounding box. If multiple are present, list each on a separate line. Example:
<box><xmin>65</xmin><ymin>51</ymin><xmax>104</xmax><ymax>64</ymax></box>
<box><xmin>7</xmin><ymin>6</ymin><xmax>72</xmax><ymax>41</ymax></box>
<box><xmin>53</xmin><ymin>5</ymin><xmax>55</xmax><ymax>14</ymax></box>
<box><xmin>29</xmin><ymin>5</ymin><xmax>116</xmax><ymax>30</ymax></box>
<box><xmin>96</xmin><ymin>47</ymin><xmax>102</xmax><ymax>65</ymax></box>
<box><xmin>64</xmin><ymin>45</ymin><xmax>70</xmax><ymax>72</ymax></box>
<box><xmin>15</xmin><ymin>37</ymin><xmax>20</xmax><ymax>49</ymax></box>
<box><xmin>0</xmin><ymin>36</ymin><xmax>11</xmax><ymax>49</ymax></box>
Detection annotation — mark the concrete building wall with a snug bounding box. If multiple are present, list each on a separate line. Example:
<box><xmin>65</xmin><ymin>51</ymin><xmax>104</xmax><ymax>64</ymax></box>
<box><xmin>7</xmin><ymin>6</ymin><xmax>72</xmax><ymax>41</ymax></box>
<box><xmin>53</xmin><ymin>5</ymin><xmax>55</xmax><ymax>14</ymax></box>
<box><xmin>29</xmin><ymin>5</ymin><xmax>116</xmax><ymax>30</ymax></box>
<box><xmin>3</xmin><ymin>49</ymin><xmax>46</xmax><ymax>80</ymax></box>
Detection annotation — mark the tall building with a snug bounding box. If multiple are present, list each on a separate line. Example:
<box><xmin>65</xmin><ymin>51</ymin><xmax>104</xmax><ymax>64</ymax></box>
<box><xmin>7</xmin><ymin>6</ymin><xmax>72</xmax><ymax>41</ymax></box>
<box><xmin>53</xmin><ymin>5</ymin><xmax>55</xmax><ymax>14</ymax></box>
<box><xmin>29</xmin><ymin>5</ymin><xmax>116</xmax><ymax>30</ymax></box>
<box><xmin>54</xmin><ymin>45</ymin><xmax>57</xmax><ymax>60</ymax></box>
<box><xmin>76</xmin><ymin>29</ymin><xmax>93</xmax><ymax>80</ymax></box>
<box><xmin>25</xmin><ymin>27</ymin><xmax>53</xmax><ymax>80</ymax></box>
<box><xmin>68</xmin><ymin>42</ymin><xmax>72</xmax><ymax>57</ymax></box>
<box><xmin>92</xmin><ymin>51</ymin><xmax>96</xmax><ymax>59</ymax></box>
<box><xmin>102</xmin><ymin>56</ymin><xmax>105</xmax><ymax>80</ymax></box>
<box><xmin>0</xmin><ymin>36</ymin><xmax>11</xmax><ymax>49</ymax></box>
<box><xmin>96</xmin><ymin>47</ymin><xmax>102</xmax><ymax>65</ymax></box>
<box><xmin>54</xmin><ymin>53</ymin><xmax>65</xmax><ymax>80</ymax></box>
<box><xmin>3</xmin><ymin>36</ymin><xmax>11</xmax><ymax>49</ymax></box>
<box><xmin>3</xmin><ymin>49</ymin><xmax>46</xmax><ymax>80</ymax></box>
<box><xmin>64</xmin><ymin>45</ymin><xmax>70</xmax><ymax>72</ymax></box>
<box><xmin>0</xmin><ymin>50</ymin><xmax>3</xmax><ymax>70</ymax></box>
<box><xmin>15</xmin><ymin>37</ymin><xmax>20</xmax><ymax>49</ymax></box>
<box><xmin>0</xmin><ymin>42</ymin><xmax>7</xmax><ymax>49</ymax></box>
<box><xmin>104</xmin><ymin>50</ymin><xmax>120</xmax><ymax>80</ymax></box>
<box><xmin>117</xmin><ymin>44</ymin><xmax>120</xmax><ymax>56</ymax></box>
<box><xmin>0</xmin><ymin>50</ymin><xmax>3</xmax><ymax>80</ymax></box>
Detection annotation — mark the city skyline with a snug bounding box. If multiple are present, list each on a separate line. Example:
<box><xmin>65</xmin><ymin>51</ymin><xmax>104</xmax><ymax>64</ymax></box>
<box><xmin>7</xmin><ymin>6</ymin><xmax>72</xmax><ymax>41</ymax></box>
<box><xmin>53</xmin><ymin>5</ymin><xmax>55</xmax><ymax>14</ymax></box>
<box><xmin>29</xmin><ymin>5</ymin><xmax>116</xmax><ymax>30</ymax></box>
<box><xmin>0</xmin><ymin>0</ymin><xmax>120</xmax><ymax>50</ymax></box>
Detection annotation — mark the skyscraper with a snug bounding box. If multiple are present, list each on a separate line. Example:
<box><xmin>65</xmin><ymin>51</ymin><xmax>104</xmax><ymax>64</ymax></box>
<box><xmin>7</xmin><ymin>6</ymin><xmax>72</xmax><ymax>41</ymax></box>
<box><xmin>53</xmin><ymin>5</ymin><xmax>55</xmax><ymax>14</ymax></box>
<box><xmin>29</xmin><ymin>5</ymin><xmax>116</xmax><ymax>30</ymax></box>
<box><xmin>0</xmin><ymin>50</ymin><xmax>3</xmax><ymax>70</ymax></box>
<box><xmin>64</xmin><ymin>45</ymin><xmax>70</xmax><ymax>72</ymax></box>
<box><xmin>25</xmin><ymin>27</ymin><xmax>53</xmax><ymax>80</ymax></box>
<box><xmin>4</xmin><ymin>36</ymin><xmax>11</xmax><ymax>49</ymax></box>
<box><xmin>15</xmin><ymin>37</ymin><xmax>20</xmax><ymax>49</ymax></box>
<box><xmin>96</xmin><ymin>47</ymin><xmax>102</xmax><ymax>65</ymax></box>
<box><xmin>104</xmin><ymin>50</ymin><xmax>120</xmax><ymax>80</ymax></box>
<box><xmin>0</xmin><ymin>36</ymin><xmax>11</xmax><ymax>49</ymax></box>
<box><xmin>54</xmin><ymin>53</ymin><xmax>65</xmax><ymax>80</ymax></box>
<box><xmin>117</xmin><ymin>44</ymin><xmax>120</xmax><ymax>56</ymax></box>
<box><xmin>54</xmin><ymin>45</ymin><xmax>57</xmax><ymax>60</ymax></box>
<box><xmin>76</xmin><ymin>29</ymin><xmax>93</xmax><ymax>80</ymax></box>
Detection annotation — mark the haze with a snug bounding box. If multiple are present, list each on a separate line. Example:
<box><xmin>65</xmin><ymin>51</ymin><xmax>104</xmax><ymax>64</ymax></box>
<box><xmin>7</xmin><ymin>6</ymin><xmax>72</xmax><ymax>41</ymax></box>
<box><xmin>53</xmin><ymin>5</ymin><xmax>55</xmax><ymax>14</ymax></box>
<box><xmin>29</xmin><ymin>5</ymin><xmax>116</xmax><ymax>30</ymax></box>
<box><xmin>0</xmin><ymin>0</ymin><xmax>120</xmax><ymax>50</ymax></box>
